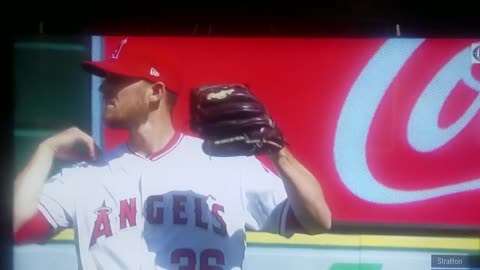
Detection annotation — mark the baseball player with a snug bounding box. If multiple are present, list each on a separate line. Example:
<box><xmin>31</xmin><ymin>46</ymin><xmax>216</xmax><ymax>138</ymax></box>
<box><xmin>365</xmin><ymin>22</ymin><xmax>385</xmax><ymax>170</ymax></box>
<box><xmin>13</xmin><ymin>37</ymin><xmax>331</xmax><ymax>270</ymax></box>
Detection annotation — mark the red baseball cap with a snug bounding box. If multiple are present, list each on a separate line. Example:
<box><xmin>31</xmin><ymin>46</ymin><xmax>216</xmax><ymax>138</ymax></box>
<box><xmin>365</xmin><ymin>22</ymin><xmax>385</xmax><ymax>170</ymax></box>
<box><xmin>82</xmin><ymin>37</ymin><xmax>182</xmax><ymax>93</ymax></box>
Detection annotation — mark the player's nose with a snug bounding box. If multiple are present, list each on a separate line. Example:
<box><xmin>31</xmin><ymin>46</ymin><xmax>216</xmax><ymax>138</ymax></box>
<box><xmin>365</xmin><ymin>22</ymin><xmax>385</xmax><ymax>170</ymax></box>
<box><xmin>99</xmin><ymin>81</ymin><xmax>106</xmax><ymax>94</ymax></box>
<box><xmin>99</xmin><ymin>82</ymin><xmax>115</xmax><ymax>99</ymax></box>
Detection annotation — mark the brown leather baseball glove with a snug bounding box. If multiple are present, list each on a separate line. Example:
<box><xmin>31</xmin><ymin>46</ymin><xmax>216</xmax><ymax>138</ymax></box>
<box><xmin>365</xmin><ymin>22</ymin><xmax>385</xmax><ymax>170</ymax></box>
<box><xmin>190</xmin><ymin>84</ymin><xmax>285</xmax><ymax>156</ymax></box>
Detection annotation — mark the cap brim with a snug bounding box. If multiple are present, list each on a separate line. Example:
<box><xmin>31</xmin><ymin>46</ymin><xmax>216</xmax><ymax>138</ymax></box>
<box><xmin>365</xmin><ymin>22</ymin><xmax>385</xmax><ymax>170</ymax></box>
<box><xmin>81</xmin><ymin>60</ymin><xmax>139</xmax><ymax>79</ymax></box>
<box><xmin>82</xmin><ymin>61</ymin><xmax>109</xmax><ymax>77</ymax></box>
<box><xmin>82</xmin><ymin>60</ymin><xmax>182</xmax><ymax>94</ymax></box>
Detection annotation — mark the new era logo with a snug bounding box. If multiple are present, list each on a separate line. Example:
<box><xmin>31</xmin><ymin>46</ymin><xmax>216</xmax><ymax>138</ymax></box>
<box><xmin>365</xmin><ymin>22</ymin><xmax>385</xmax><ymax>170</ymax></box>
<box><xmin>150</xmin><ymin>67</ymin><xmax>160</xmax><ymax>77</ymax></box>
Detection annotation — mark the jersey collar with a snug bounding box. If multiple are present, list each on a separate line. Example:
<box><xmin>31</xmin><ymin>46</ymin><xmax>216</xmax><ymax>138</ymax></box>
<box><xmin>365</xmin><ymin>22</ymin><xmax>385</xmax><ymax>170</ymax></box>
<box><xmin>126</xmin><ymin>131</ymin><xmax>184</xmax><ymax>161</ymax></box>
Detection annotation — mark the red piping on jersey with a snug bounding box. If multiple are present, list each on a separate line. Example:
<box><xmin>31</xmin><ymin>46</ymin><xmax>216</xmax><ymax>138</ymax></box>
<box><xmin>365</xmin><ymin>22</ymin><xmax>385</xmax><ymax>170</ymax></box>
<box><xmin>127</xmin><ymin>131</ymin><xmax>183</xmax><ymax>161</ymax></box>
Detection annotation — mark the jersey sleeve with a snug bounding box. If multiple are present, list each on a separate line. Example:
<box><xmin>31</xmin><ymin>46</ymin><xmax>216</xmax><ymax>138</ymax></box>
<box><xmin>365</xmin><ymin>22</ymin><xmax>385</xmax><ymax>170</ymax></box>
<box><xmin>240</xmin><ymin>157</ymin><xmax>296</xmax><ymax>238</ymax></box>
<box><xmin>14</xmin><ymin>210</ymin><xmax>54</xmax><ymax>244</ymax></box>
<box><xmin>37</xmin><ymin>165</ymin><xmax>80</xmax><ymax>232</ymax></box>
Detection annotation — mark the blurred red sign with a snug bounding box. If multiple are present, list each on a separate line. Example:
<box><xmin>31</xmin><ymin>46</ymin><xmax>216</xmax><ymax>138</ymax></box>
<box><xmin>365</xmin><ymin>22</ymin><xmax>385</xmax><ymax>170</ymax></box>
<box><xmin>103</xmin><ymin>36</ymin><xmax>480</xmax><ymax>228</ymax></box>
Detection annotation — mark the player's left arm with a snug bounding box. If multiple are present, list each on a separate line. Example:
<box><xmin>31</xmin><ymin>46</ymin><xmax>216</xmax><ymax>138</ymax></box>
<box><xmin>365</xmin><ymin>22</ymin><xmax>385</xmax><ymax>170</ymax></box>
<box><xmin>269</xmin><ymin>147</ymin><xmax>331</xmax><ymax>234</ymax></box>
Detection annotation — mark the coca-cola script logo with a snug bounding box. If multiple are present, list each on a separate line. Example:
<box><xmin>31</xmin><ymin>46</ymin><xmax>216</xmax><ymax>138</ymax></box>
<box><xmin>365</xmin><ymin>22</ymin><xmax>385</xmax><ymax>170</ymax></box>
<box><xmin>473</xmin><ymin>43</ymin><xmax>480</xmax><ymax>63</ymax></box>
<box><xmin>334</xmin><ymin>39</ymin><xmax>480</xmax><ymax>204</ymax></box>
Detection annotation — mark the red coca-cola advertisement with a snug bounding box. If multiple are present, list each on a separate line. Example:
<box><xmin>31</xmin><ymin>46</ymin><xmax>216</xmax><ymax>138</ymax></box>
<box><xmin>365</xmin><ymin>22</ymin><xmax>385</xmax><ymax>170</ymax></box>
<box><xmin>101</xmin><ymin>36</ymin><xmax>480</xmax><ymax>230</ymax></box>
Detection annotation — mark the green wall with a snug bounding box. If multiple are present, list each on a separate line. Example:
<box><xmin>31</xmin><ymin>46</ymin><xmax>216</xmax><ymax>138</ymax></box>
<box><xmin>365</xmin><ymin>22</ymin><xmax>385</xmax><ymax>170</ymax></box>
<box><xmin>14</xmin><ymin>36</ymin><xmax>92</xmax><ymax>174</ymax></box>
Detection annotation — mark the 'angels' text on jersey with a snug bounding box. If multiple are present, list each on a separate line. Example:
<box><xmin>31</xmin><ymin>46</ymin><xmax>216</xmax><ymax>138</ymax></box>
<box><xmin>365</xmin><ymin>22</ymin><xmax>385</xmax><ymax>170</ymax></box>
<box><xmin>38</xmin><ymin>133</ymin><xmax>293</xmax><ymax>270</ymax></box>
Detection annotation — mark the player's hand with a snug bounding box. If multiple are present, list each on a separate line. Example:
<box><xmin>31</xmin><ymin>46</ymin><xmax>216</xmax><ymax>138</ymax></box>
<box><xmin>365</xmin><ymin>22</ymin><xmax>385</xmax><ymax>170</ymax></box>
<box><xmin>40</xmin><ymin>127</ymin><xmax>99</xmax><ymax>161</ymax></box>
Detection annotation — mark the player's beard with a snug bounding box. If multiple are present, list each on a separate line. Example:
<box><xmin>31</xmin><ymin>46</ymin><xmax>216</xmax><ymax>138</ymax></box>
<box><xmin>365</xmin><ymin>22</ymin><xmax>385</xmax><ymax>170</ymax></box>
<box><xmin>104</xmin><ymin>101</ymin><xmax>150</xmax><ymax>129</ymax></box>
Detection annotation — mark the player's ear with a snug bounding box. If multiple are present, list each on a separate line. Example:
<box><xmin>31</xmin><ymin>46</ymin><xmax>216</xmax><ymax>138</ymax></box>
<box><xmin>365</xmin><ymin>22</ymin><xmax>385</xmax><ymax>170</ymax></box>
<box><xmin>149</xmin><ymin>81</ymin><xmax>166</xmax><ymax>104</ymax></box>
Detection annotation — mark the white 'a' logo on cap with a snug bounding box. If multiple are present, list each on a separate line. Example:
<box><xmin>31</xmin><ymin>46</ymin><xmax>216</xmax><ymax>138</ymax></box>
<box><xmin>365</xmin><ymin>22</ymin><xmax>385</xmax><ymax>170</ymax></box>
<box><xmin>112</xmin><ymin>38</ymin><xmax>128</xmax><ymax>59</ymax></box>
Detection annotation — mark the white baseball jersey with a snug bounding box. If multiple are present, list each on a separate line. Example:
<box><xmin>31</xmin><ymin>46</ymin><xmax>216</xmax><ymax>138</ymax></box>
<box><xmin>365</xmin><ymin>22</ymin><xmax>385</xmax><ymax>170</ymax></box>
<box><xmin>38</xmin><ymin>133</ymin><xmax>294</xmax><ymax>270</ymax></box>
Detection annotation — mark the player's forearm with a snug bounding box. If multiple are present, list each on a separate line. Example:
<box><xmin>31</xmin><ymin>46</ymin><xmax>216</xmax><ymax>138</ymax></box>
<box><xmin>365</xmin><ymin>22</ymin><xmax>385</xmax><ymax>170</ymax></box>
<box><xmin>269</xmin><ymin>147</ymin><xmax>331</xmax><ymax>234</ymax></box>
<box><xmin>13</xmin><ymin>143</ymin><xmax>55</xmax><ymax>232</ymax></box>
